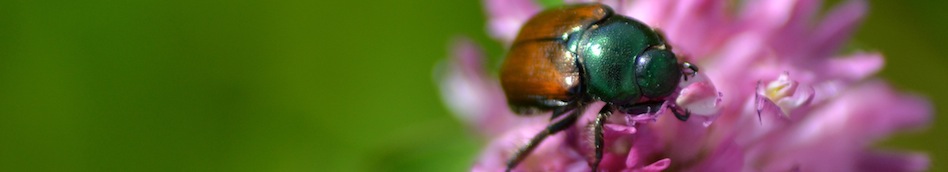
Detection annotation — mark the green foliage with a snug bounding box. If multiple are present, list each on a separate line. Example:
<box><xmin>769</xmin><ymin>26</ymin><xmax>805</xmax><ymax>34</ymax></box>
<box><xmin>536</xmin><ymin>0</ymin><xmax>566</xmax><ymax>8</ymax></box>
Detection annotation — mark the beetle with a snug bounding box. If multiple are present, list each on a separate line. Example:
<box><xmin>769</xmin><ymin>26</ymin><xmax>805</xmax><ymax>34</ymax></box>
<box><xmin>499</xmin><ymin>3</ymin><xmax>698</xmax><ymax>171</ymax></box>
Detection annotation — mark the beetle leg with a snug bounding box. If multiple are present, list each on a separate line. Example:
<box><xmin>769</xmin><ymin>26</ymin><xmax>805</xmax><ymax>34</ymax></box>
<box><xmin>685</xmin><ymin>62</ymin><xmax>699</xmax><ymax>74</ymax></box>
<box><xmin>668</xmin><ymin>103</ymin><xmax>690</xmax><ymax>121</ymax></box>
<box><xmin>549</xmin><ymin>103</ymin><xmax>578</xmax><ymax>121</ymax></box>
<box><xmin>506</xmin><ymin>105</ymin><xmax>583</xmax><ymax>172</ymax></box>
<box><xmin>682</xmin><ymin>62</ymin><xmax>699</xmax><ymax>81</ymax></box>
<box><xmin>591</xmin><ymin>105</ymin><xmax>612</xmax><ymax>172</ymax></box>
<box><xmin>617</xmin><ymin>101</ymin><xmax>663</xmax><ymax>115</ymax></box>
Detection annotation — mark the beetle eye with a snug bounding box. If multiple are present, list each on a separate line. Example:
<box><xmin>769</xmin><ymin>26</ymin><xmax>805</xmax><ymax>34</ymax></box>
<box><xmin>634</xmin><ymin>48</ymin><xmax>682</xmax><ymax>98</ymax></box>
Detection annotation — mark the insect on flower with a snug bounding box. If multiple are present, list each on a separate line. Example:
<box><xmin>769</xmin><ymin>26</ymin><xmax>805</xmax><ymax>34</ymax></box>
<box><xmin>499</xmin><ymin>3</ymin><xmax>697</xmax><ymax>171</ymax></box>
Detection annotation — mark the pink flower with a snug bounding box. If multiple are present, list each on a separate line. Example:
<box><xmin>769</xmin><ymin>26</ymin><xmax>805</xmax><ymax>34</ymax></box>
<box><xmin>440</xmin><ymin>0</ymin><xmax>932</xmax><ymax>171</ymax></box>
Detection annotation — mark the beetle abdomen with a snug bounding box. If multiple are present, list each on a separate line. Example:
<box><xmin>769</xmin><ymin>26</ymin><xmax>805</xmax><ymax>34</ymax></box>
<box><xmin>499</xmin><ymin>4</ymin><xmax>611</xmax><ymax>115</ymax></box>
<box><xmin>513</xmin><ymin>4</ymin><xmax>611</xmax><ymax>43</ymax></box>
<box><xmin>500</xmin><ymin>41</ymin><xmax>578</xmax><ymax>114</ymax></box>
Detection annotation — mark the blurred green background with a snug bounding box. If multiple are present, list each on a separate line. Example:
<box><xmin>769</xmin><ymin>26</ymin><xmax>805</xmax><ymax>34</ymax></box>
<box><xmin>0</xmin><ymin>0</ymin><xmax>944</xmax><ymax>171</ymax></box>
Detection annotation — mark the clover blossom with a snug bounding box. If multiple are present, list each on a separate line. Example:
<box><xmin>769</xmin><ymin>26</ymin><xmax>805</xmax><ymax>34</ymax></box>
<box><xmin>440</xmin><ymin>0</ymin><xmax>932</xmax><ymax>171</ymax></box>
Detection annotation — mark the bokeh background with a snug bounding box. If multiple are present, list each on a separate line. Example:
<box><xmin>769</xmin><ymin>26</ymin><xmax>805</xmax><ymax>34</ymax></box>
<box><xmin>0</xmin><ymin>0</ymin><xmax>945</xmax><ymax>171</ymax></box>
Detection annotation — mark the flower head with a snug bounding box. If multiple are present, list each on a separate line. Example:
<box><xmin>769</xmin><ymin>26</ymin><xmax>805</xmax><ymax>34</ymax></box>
<box><xmin>440</xmin><ymin>0</ymin><xmax>931</xmax><ymax>171</ymax></box>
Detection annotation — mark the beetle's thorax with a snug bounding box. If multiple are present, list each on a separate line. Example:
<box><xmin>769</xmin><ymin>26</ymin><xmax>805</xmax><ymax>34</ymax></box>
<box><xmin>569</xmin><ymin>13</ymin><xmax>667</xmax><ymax>105</ymax></box>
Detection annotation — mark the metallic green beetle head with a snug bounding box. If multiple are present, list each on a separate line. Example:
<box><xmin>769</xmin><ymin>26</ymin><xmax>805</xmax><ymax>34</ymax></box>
<box><xmin>634</xmin><ymin>46</ymin><xmax>682</xmax><ymax>99</ymax></box>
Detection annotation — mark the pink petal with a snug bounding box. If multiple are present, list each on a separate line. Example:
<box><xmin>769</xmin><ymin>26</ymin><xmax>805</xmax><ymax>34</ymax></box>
<box><xmin>755</xmin><ymin>95</ymin><xmax>792</xmax><ymax>126</ymax></box>
<box><xmin>453</xmin><ymin>38</ymin><xmax>487</xmax><ymax>77</ymax></box>
<box><xmin>622</xmin><ymin>128</ymin><xmax>666</xmax><ymax>170</ymax></box>
<box><xmin>440</xmin><ymin>39</ymin><xmax>527</xmax><ymax>137</ymax></box>
<box><xmin>740</xmin><ymin>0</ymin><xmax>821</xmax><ymax>60</ymax></box>
<box><xmin>773</xmin><ymin>85</ymin><xmax>814</xmax><ymax>116</ymax></box>
<box><xmin>779</xmin><ymin>80</ymin><xmax>931</xmax><ymax>156</ymax></box>
<box><xmin>835</xmin><ymin>81</ymin><xmax>932</xmax><ymax>137</ymax></box>
<box><xmin>473</xmin><ymin>122</ymin><xmax>583</xmax><ymax>172</ymax></box>
<box><xmin>812</xmin><ymin>0</ymin><xmax>867</xmax><ymax>57</ymax></box>
<box><xmin>761</xmin><ymin>73</ymin><xmax>816</xmax><ymax>116</ymax></box>
<box><xmin>605</xmin><ymin>124</ymin><xmax>637</xmax><ymax>135</ymax></box>
<box><xmin>856</xmin><ymin>151</ymin><xmax>929</xmax><ymax>172</ymax></box>
<box><xmin>677</xmin><ymin>73</ymin><xmax>721</xmax><ymax>115</ymax></box>
<box><xmin>578</xmin><ymin>101</ymin><xmax>609</xmax><ymax>125</ymax></box>
<box><xmin>626</xmin><ymin>0</ymin><xmax>676</xmax><ymax>25</ymax></box>
<box><xmin>650</xmin><ymin>117</ymin><xmax>711</xmax><ymax>160</ymax></box>
<box><xmin>633</xmin><ymin>158</ymin><xmax>671</xmax><ymax>172</ymax></box>
<box><xmin>439</xmin><ymin>39</ymin><xmax>488</xmax><ymax>123</ymax></box>
<box><xmin>484</xmin><ymin>0</ymin><xmax>541</xmax><ymax>44</ymax></box>
<box><xmin>624</xmin><ymin>148</ymin><xmax>645</xmax><ymax>169</ymax></box>
<box><xmin>740</xmin><ymin>0</ymin><xmax>820</xmax><ymax>30</ymax></box>
<box><xmin>728</xmin><ymin>92</ymin><xmax>793</xmax><ymax>145</ymax></box>
<box><xmin>688</xmin><ymin>139</ymin><xmax>744</xmax><ymax>172</ymax></box>
<box><xmin>703</xmin><ymin>33</ymin><xmax>772</xmax><ymax>108</ymax></box>
<box><xmin>661</xmin><ymin>0</ymin><xmax>732</xmax><ymax>56</ymax></box>
<box><xmin>824</xmin><ymin>52</ymin><xmax>884</xmax><ymax>81</ymax></box>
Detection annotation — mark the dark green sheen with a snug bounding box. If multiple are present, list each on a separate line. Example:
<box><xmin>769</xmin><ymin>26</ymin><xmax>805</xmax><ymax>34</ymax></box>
<box><xmin>574</xmin><ymin>16</ymin><xmax>663</xmax><ymax>104</ymax></box>
<box><xmin>635</xmin><ymin>49</ymin><xmax>681</xmax><ymax>98</ymax></box>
